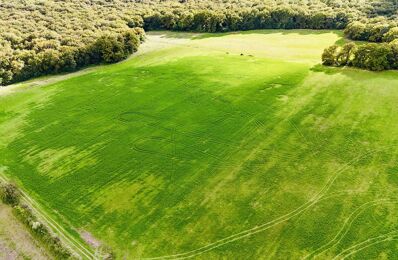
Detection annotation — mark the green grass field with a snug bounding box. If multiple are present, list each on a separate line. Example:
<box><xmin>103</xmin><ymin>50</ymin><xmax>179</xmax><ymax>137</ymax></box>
<box><xmin>1</xmin><ymin>30</ymin><xmax>398</xmax><ymax>259</ymax></box>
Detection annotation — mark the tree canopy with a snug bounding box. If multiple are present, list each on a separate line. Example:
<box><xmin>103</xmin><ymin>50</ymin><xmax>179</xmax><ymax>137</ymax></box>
<box><xmin>2</xmin><ymin>0</ymin><xmax>398</xmax><ymax>84</ymax></box>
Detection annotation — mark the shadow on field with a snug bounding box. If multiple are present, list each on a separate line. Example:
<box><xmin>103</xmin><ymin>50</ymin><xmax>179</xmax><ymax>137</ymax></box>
<box><xmin>146</xmin><ymin>31</ymin><xmax>201</xmax><ymax>39</ymax></box>
<box><xmin>191</xmin><ymin>29</ymin><xmax>343</xmax><ymax>40</ymax></box>
<box><xmin>310</xmin><ymin>64</ymin><xmax>398</xmax><ymax>80</ymax></box>
<box><xmin>148</xmin><ymin>29</ymin><xmax>343</xmax><ymax>41</ymax></box>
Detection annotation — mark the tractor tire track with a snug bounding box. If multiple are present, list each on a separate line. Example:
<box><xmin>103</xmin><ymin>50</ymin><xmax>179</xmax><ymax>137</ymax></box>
<box><xmin>333</xmin><ymin>230</ymin><xmax>398</xmax><ymax>260</ymax></box>
<box><xmin>304</xmin><ymin>199</ymin><xmax>398</xmax><ymax>259</ymax></box>
<box><xmin>142</xmin><ymin>151</ymin><xmax>376</xmax><ymax>259</ymax></box>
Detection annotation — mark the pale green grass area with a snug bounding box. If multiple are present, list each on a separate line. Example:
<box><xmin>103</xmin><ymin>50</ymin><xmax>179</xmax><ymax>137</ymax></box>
<box><xmin>190</xmin><ymin>30</ymin><xmax>342</xmax><ymax>64</ymax></box>
<box><xmin>0</xmin><ymin>30</ymin><xmax>398</xmax><ymax>259</ymax></box>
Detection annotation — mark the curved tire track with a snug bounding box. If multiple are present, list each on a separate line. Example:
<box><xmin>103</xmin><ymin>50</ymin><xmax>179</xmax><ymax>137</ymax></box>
<box><xmin>142</xmin><ymin>151</ymin><xmax>376</xmax><ymax>259</ymax></box>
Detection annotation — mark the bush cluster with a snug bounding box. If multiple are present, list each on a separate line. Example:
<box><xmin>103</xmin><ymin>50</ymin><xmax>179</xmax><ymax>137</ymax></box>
<box><xmin>14</xmin><ymin>204</ymin><xmax>74</xmax><ymax>259</ymax></box>
<box><xmin>0</xmin><ymin>182</ymin><xmax>20</xmax><ymax>206</ymax></box>
<box><xmin>322</xmin><ymin>41</ymin><xmax>398</xmax><ymax>71</ymax></box>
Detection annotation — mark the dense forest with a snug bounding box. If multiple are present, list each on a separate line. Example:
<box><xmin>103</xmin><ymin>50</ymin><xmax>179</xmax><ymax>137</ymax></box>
<box><xmin>1</xmin><ymin>0</ymin><xmax>398</xmax><ymax>85</ymax></box>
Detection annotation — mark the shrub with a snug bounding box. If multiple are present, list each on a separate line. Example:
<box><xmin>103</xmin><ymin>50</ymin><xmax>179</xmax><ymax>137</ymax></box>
<box><xmin>383</xmin><ymin>27</ymin><xmax>398</xmax><ymax>42</ymax></box>
<box><xmin>344</xmin><ymin>22</ymin><xmax>369</xmax><ymax>41</ymax></box>
<box><xmin>0</xmin><ymin>182</ymin><xmax>20</xmax><ymax>206</ymax></box>
<box><xmin>352</xmin><ymin>43</ymin><xmax>392</xmax><ymax>71</ymax></box>
<box><xmin>388</xmin><ymin>40</ymin><xmax>398</xmax><ymax>69</ymax></box>
<box><xmin>322</xmin><ymin>45</ymin><xmax>339</xmax><ymax>66</ymax></box>
<box><xmin>336</xmin><ymin>42</ymin><xmax>356</xmax><ymax>66</ymax></box>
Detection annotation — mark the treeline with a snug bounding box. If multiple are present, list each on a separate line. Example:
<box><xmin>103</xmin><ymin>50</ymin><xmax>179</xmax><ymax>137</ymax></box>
<box><xmin>322</xmin><ymin>41</ymin><xmax>398</xmax><ymax>71</ymax></box>
<box><xmin>0</xmin><ymin>28</ymin><xmax>144</xmax><ymax>85</ymax></box>
<box><xmin>323</xmin><ymin>12</ymin><xmax>398</xmax><ymax>71</ymax></box>
<box><xmin>142</xmin><ymin>8</ymin><xmax>350</xmax><ymax>32</ymax></box>
<box><xmin>2</xmin><ymin>0</ymin><xmax>398</xmax><ymax>84</ymax></box>
<box><xmin>344</xmin><ymin>20</ymin><xmax>398</xmax><ymax>42</ymax></box>
<box><xmin>321</xmin><ymin>4</ymin><xmax>398</xmax><ymax>71</ymax></box>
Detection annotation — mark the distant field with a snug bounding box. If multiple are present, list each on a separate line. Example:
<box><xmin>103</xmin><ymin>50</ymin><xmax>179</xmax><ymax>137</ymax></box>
<box><xmin>1</xmin><ymin>30</ymin><xmax>398</xmax><ymax>259</ymax></box>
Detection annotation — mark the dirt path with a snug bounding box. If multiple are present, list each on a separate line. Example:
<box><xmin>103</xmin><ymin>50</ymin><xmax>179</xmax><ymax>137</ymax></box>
<box><xmin>0</xmin><ymin>203</ymin><xmax>52</xmax><ymax>260</ymax></box>
<box><xmin>0</xmin><ymin>174</ymin><xmax>96</xmax><ymax>259</ymax></box>
<box><xmin>0</xmin><ymin>68</ymin><xmax>95</xmax><ymax>97</ymax></box>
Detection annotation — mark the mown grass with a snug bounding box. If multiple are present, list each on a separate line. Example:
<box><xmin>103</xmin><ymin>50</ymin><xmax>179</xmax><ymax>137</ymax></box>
<box><xmin>1</xmin><ymin>30</ymin><xmax>398</xmax><ymax>258</ymax></box>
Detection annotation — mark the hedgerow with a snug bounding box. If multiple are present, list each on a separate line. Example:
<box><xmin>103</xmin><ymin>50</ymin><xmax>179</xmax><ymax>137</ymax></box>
<box><xmin>0</xmin><ymin>180</ymin><xmax>75</xmax><ymax>259</ymax></box>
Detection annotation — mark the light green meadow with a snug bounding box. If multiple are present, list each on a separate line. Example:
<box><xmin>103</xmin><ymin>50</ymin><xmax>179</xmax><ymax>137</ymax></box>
<box><xmin>1</xmin><ymin>30</ymin><xmax>398</xmax><ymax>259</ymax></box>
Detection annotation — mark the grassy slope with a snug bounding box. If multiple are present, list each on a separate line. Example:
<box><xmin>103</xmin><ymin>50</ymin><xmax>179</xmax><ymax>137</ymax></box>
<box><xmin>1</xmin><ymin>30</ymin><xmax>398</xmax><ymax>259</ymax></box>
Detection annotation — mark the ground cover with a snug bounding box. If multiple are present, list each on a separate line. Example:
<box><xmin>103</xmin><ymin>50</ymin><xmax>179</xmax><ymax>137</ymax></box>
<box><xmin>0</xmin><ymin>30</ymin><xmax>397</xmax><ymax>259</ymax></box>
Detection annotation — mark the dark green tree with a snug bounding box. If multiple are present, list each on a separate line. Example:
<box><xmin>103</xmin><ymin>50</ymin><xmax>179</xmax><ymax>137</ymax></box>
<box><xmin>0</xmin><ymin>182</ymin><xmax>20</xmax><ymax>206</ymax></box>
<box><xmin>322</xmin><ymin>45</ymin><xmax>339</xmax><ymax>66</ymax></box>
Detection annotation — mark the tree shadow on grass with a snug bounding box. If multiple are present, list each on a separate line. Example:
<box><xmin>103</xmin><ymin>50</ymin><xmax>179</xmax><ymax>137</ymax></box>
<box><xmin>147</xmin><ymin>29</ymin><xmax>344</xmax><ymax>40</ymax></box>
<box><xmin>146</xmin><ymin>30</ymin><xmax>201</xmax><ymax>39</ymax></box>
<box><xmin>310</xmin><ymin>64</ymin><xmax>398</xmax><ymax>80</ymax></box>
<box><xmin>191</xmin><ymin>29</ymin><xmax>344</xmax><ymax>40</ymax></box>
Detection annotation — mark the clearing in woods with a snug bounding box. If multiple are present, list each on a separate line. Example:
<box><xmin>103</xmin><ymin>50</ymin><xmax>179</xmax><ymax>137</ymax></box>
<box><xmin>0</xmin><ymin>30</ymin><xmax>398</xmax><ymax>258</ymax></box>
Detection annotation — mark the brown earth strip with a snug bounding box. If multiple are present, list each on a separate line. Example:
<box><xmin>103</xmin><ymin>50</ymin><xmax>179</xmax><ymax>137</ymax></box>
<box><xmin>0</xmin><ymin>203</ymin><xmax>51</xmax><ymax>260</ymax></box>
